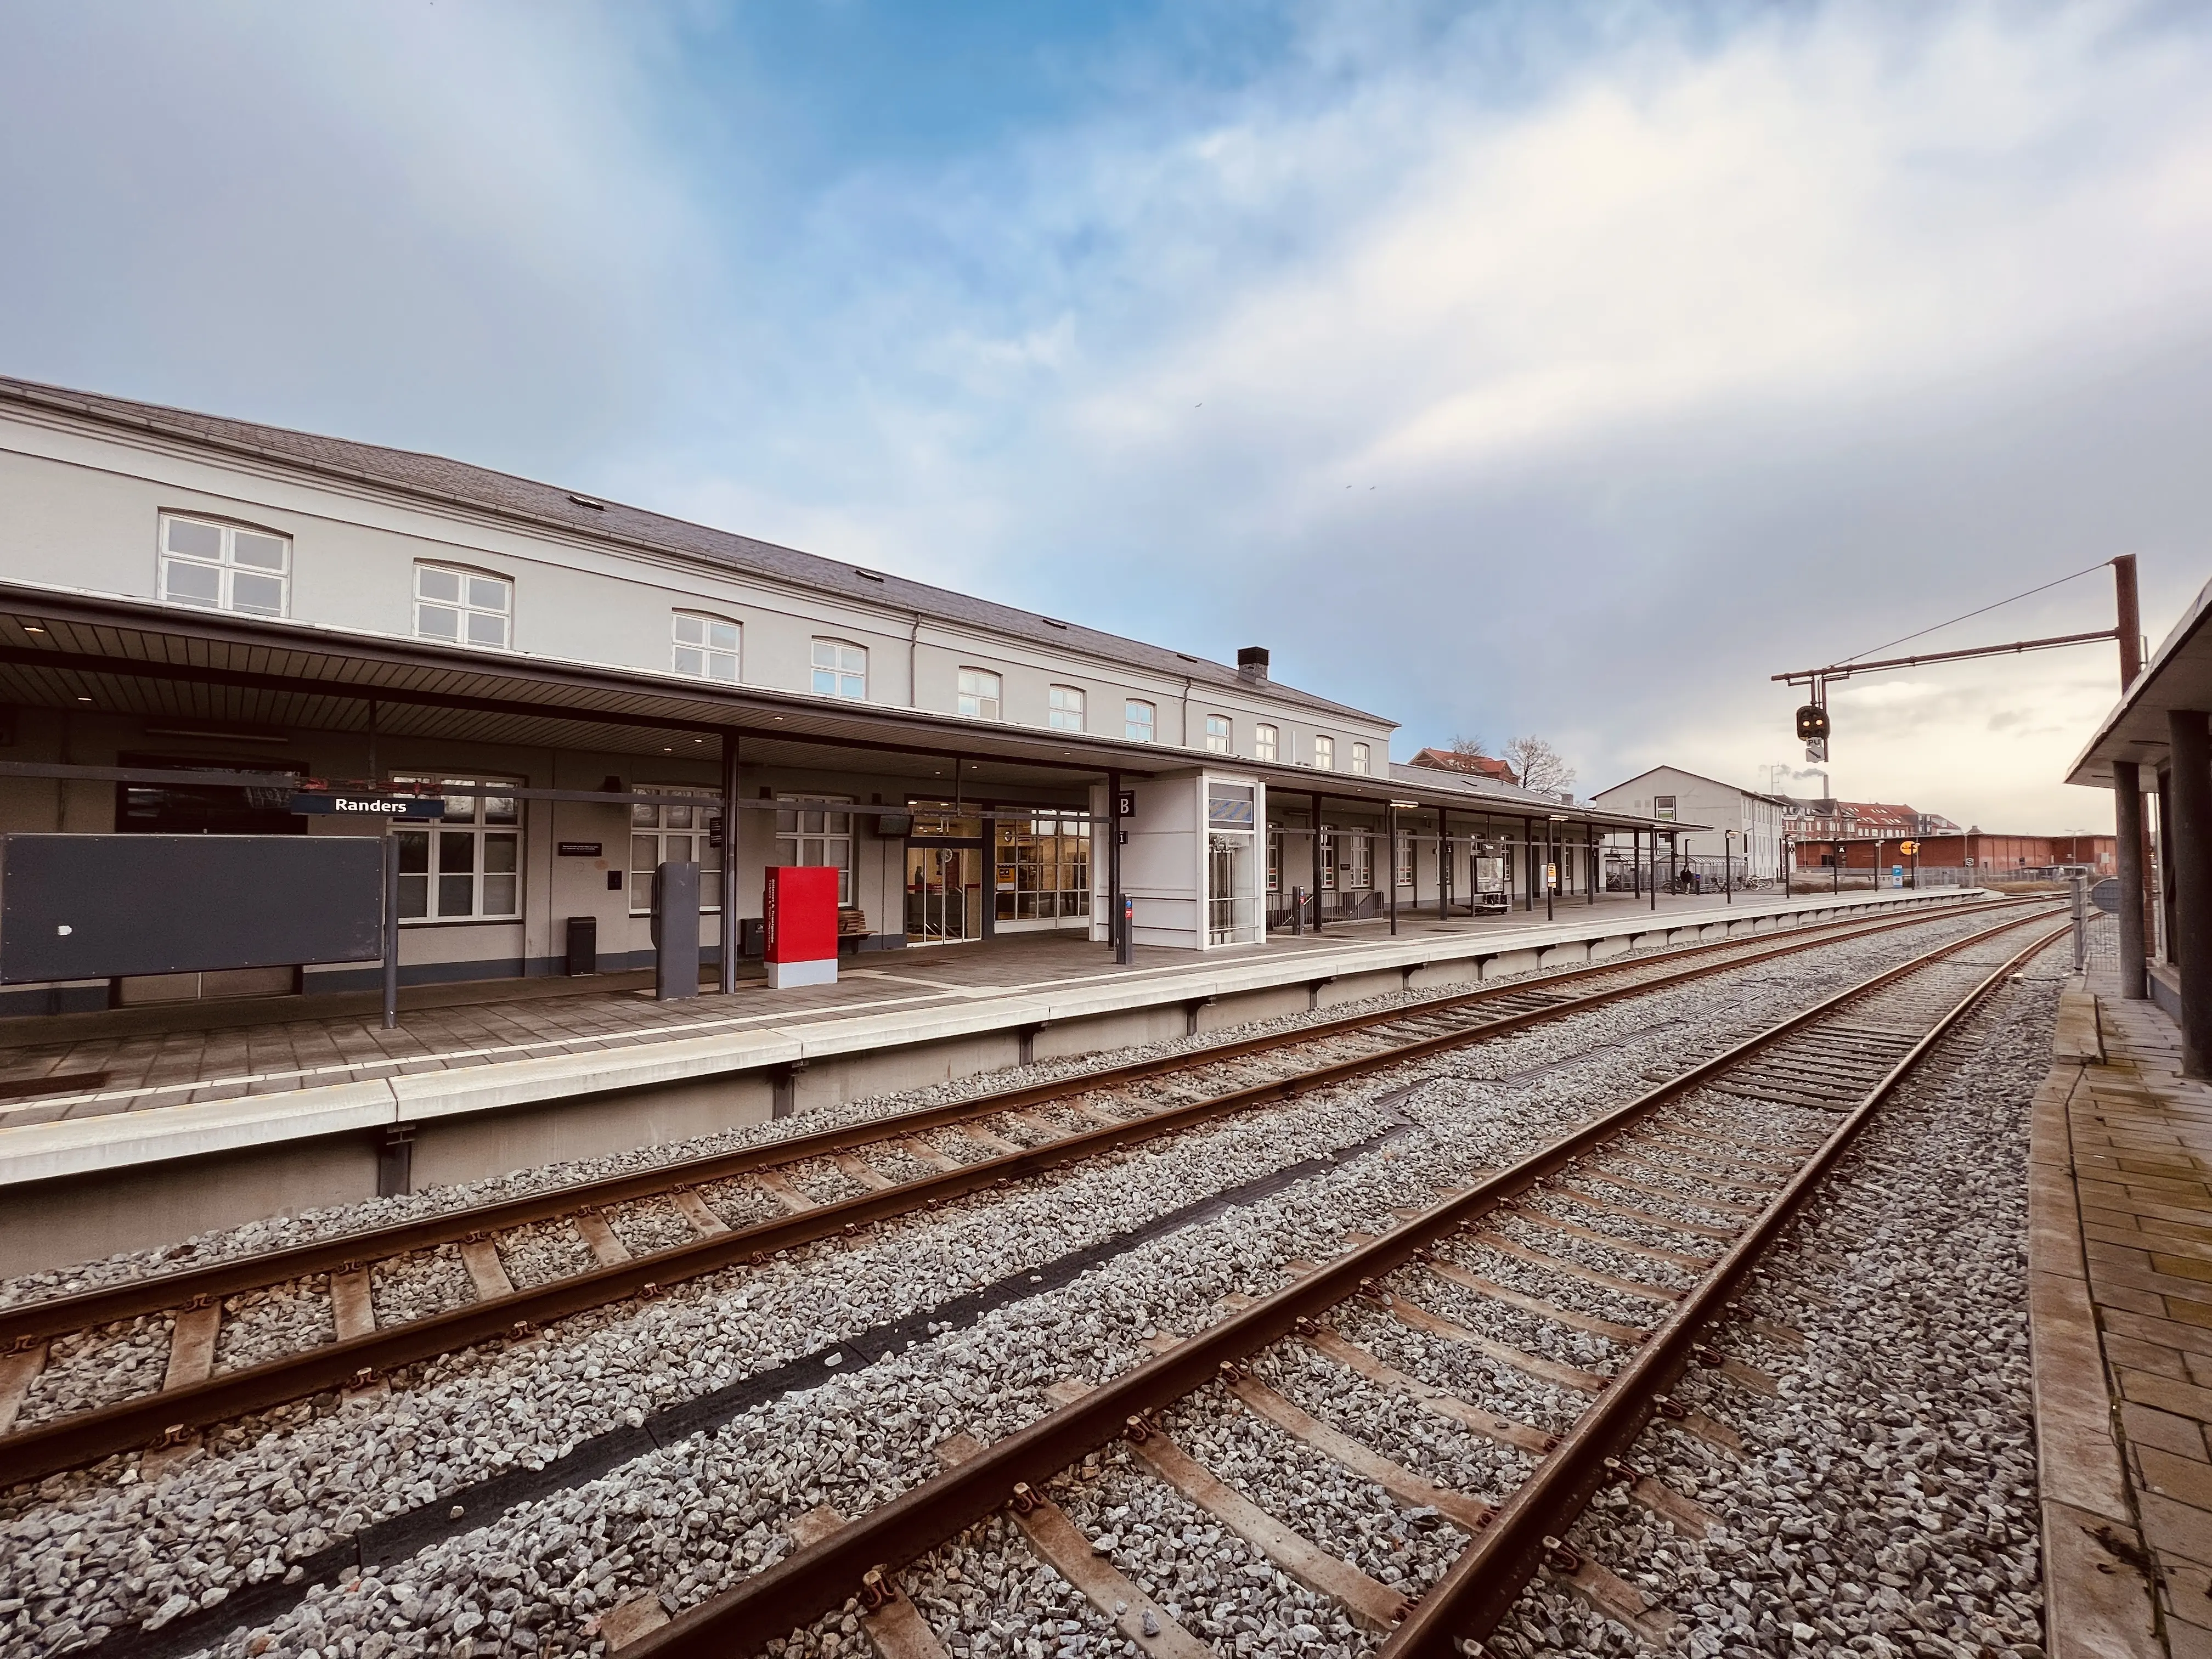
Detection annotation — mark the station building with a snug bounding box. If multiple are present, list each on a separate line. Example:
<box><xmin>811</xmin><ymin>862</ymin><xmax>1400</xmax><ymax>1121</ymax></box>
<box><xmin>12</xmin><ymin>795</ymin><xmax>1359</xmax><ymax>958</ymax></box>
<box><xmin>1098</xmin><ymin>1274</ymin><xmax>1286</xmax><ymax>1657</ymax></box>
<box><xmin>1590</xmin><ymin>766</ymin><xmax>1791</xmax><ymax>880</ymax></box>
<box><xmin>0</xmin><ymin>376</ymin><xmax>1664</xmax><ymax>1014</ymax></box>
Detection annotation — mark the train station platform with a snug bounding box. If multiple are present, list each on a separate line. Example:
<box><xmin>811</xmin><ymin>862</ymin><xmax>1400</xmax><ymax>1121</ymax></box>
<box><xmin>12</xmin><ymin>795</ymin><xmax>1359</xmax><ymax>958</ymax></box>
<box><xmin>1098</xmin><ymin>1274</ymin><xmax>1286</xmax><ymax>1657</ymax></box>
<box><xmin>2032</xmin><ymin>957</ymin><xmax>2212</xmax><ymax>1659</ymax></box>
<box><xmin>0</xmin><ymin>884</ymin><xmax>1978</xmax><ymax>1277</ymax></box>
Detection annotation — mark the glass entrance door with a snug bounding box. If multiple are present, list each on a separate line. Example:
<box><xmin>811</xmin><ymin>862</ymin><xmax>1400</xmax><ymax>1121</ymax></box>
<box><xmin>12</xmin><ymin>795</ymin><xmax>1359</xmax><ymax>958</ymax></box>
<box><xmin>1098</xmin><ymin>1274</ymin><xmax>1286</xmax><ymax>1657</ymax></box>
<box><xmin>906</xmin><ymin>846</ymin><xmax>983</xmax><ymax>943</ymax></box>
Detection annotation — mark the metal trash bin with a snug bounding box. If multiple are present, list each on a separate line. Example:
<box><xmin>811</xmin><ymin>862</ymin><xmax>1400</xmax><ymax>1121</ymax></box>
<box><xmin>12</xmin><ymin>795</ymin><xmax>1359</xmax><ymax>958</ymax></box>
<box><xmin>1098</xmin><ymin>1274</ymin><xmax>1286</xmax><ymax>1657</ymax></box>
<box><xmin>565</xmin><ymin>915</ymin><xmax>597</xmax><ymax>976</ymax></box>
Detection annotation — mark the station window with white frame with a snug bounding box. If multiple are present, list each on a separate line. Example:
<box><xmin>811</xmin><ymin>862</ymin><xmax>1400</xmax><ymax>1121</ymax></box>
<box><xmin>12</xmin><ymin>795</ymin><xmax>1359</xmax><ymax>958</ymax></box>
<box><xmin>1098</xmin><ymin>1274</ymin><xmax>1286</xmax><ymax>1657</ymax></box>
<box><xmin>1395</xmin><ymin>830</ymin><xmax>1415</xmax><ymax>887</ymax></box>
<box><xmin>159</xmin><ymin>514</ymin><xmax>290</xmax><ymax>618</ymax></box>
<box><xmin>1313</xmin><ymin>734</ymin><xmax>1335</xmax><ymax>770</ymax></box>
<box><xmin>1204</xmin><ymin>714</ymin><xmax>1232</xmax><ymax>754</ymax></box>
<box><xmin>778</xmin><ymin>794</ymin><xmax>855</xmax><ymax>905</ymax></box>
<box><xmin>672</xmin><ymin>613</ymin><xmax>740</xmax><ymax>682</ymax></box>
<box><xmin>631</xmin><ymin>786</ymin><xmax>725</xmax><ymax>914</ymax></box>
<box><xmin>1048</xmin><ymin>685</ymin><xmax>1086</xmax><ymax>732</ymax></box>
<box><xmin>1125</xmin><ymin>699</ymin><xmax>1155</xmax><ymax>742</ymax></box>
<box><xmin>958</xmin><ymin>668</ymin><xmax>1002</xmax><ymax>721</ymax></box>
<box><xmin>1254</xmin><ymin>724</ymin><xmax>1278</xmax><ymax>763</ymax></box>
<box><xmin>390</xmin><ymin>775</ymin><xmax>521</xmax><ymax>921</ymax></box>
<box><xmin>812</xmin><ymin>638</ymin><xmax>867</xmax><ymax>700</ymax></box>
<box><xmin>1338</xmin><ymin>827</ymin><xmax>1373</xmax><ymax>890</ymax></box>
<box><xmin>1351</xmin><ymin>742</ymin><xmax>1371</xmax><ymax>776</ymax></box>
<box><xmin>416</xmin><ymin>565</ymin><xmax>512</xmax><ymax>648</ymax></box>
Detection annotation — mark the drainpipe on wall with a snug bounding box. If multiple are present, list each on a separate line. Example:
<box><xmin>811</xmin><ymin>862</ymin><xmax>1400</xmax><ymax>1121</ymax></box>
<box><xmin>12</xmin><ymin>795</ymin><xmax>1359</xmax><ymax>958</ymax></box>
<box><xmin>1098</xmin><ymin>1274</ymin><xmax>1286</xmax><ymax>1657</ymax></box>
<box><xmin>907</xmin><ymin>614</ymin><xmax>923</xmax><ymax>707</ymax></box>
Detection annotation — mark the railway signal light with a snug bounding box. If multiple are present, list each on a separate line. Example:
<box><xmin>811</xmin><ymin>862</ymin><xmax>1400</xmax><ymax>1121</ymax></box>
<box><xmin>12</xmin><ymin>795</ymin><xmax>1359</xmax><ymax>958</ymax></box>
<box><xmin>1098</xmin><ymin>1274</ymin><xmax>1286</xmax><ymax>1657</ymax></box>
<box><xmin>1794</xmin><ymin>704</ymin><xmax>1830</xmax><ymax>742</ymax></box>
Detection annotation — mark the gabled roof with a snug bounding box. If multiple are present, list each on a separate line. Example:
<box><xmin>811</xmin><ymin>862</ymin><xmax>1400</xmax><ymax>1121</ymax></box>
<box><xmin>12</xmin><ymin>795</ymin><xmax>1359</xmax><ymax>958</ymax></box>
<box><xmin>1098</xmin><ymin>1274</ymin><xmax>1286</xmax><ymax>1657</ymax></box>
<box><xmin>0</xmin><ymin>374</ymin><xmax>1393</xmax><ymax>729</ymax></box>
<box><xmin>1591</xmin><ymin>763</ymin><xmax>1792</xmax><ymax>806</ymax></box>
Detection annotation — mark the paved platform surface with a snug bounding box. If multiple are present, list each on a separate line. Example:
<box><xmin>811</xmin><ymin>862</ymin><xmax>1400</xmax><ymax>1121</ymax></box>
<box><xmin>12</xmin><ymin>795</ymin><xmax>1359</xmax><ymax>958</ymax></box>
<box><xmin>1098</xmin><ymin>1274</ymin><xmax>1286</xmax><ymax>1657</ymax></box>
<box><xmin>2032</xmin><ymin>961</ymin><xmax>2212</xmax><ymax>1659</ymax></box>
<box><xmin>0</xmin><ymin>885</ymin><xmax>1982</xmax><ymax>1201</ymax></box>
<box><xmin>0</xmin><ymin>887</ymin><xmax>1838</xmax><ymax>1129</ymax></box>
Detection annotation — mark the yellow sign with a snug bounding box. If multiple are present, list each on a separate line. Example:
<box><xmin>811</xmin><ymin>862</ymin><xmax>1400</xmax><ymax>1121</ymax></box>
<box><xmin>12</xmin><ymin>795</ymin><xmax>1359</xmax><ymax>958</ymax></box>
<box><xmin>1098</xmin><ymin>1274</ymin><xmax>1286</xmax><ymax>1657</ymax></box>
<box><xmin>1899</xmin><ymin>839</ymin><xmax>1918</xmax><ymax>855</ymax></box>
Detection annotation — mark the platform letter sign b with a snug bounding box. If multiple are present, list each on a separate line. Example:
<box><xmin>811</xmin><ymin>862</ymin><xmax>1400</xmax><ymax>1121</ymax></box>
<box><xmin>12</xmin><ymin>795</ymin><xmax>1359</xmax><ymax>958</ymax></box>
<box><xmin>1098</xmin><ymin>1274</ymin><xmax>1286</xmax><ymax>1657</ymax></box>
<box><xmin>1116</xmin><ymin>791</ymin><xmax>1137</xmax><ymax>819</ymax></box>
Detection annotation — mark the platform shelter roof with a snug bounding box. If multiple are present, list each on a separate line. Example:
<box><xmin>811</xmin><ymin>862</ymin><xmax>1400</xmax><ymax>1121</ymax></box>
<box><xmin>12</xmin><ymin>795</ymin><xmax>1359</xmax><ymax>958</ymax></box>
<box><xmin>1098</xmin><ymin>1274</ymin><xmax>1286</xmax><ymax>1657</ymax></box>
<box><xmin>0</xmin><ymin>583</ymin><xmax>1668</xmax><ymax>832</ymax></box>
<box><xmin>2068</xmin><ymin>569</ymin><xmax>2212</xmax><ymax>789</ymax></box>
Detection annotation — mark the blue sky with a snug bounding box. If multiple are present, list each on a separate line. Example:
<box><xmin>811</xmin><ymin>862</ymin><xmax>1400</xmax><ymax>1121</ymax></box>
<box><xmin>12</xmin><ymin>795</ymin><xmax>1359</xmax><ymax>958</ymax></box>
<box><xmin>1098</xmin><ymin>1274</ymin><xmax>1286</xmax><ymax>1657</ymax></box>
<box><xmin>5</xmin><ymin>1</ymin><xmax>2211</xmax><ymax>831</ymax></box>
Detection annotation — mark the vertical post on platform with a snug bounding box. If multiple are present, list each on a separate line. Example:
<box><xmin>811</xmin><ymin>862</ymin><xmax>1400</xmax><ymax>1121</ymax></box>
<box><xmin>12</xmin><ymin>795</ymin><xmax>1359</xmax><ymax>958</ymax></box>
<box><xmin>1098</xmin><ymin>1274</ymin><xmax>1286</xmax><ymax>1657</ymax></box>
<box><xmin>2169</xmin><ymin>709</ymin><xmax>2212</xmax><ymax>1076</ymax></box>
<box><xmin>2073</xmin><ymin>870</ymin><xmax>2090</xmax><ymax>974</ymax></box>
<box><xmin>1544</xmin><ymin>819</ymin><xmax>1555</xmax><ymax>923</ymax></box>
<box><xmin>720</xmin><ymin>730</ymin><xmax>740</xmax><ymax>995</ymax></box>
<box><xmin>1387</xmin><ymin>802</ymin><xmax>1398</xmax><ymax>937</ymax></box>
<box><xmin>2117</xmin><ymin>760</ymin><xmax>2148</xmax><ymax>999</ymax></box>
<box><xmin>1587</xmin><ymin>826</ymin><xmax>1596</xmax><ymax>905</ymax></box>
<box><xmin>382</xmin><ymin>825</ymin><xmax>400</xmax><ymax>1031</ymax></box>
<box><xmin>1312</xmin><ymin>793</ymin><xmax>1325</xmax><ymax>933</ymax></box>
<box><xmin>1438</xmin><ymin>812</ymin><xmax>1449</xmax><ymax>919</ymax></box>
<box><xmin>1107</xmin><ymin>769</ymin><xmax>1123</xmax><ymax>960</ymax></box>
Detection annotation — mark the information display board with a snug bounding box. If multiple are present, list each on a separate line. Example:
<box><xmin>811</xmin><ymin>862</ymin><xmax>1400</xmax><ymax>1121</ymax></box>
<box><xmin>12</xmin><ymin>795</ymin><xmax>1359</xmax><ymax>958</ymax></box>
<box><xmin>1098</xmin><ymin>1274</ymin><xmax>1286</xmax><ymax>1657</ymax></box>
<box><xmin>0</xmin><ymin>833</ymin><xmax>383</xmax><ymax>984</ymax></box>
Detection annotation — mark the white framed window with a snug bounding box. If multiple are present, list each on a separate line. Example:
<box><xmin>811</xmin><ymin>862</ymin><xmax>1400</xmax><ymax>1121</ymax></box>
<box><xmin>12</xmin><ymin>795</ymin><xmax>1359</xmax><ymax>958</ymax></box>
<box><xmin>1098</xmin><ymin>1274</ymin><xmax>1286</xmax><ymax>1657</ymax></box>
<box><xmin>995</xmin><ymin>811</ymin><xmax>1091</xmax><ymax>922</ymax></box>
<box><xmin>159</xmin><ymin>513</ymin><xmax>290</xmax><ymax>618</ymax></box>
<box><xmin>673</xmin><ymin>613</ymin><xmax>740</xmax><ymax>682</ymax></box>
<box><xmin>1338</xmin><ymin>828</ymin><xmax>1373</xmax><ymax>890</ymax></box>
<box><xmin>778</xmin><ymin>794</ymin><xmax>854</xmax><ymax>906</ymax></box>
<box><xmin>1313</xmin><ymin>735</ymin><xmax>1335</xmax><ymax>770</ymax></box>
<box><xmin>958</xmin><ymin>668</ymin><xmax>1002</xmax><ymax>721</ymax></box>
<box><xmin>631</xmin><ymin>786</ymin><xmax>725</xmax><ymax>913</ymax></box>
<box><xmin>1204</xmin><ymin>714</ymin><xmax>1232</xmax><ymax>755</ymax></box>
<box><xmin>391</xmin><ymin>775</ymin><xmax>521</xmax><ymax>921</ymax></box>
<box><xmin>416</xmin><ymin>564</ymin><xmax>512</xmax><ymax>648</ymax></box>
<box><xmin>1395</xmin><ymin>831</ymin><xmax>1415</xmax><ymax>887</ymax></box>
<box><xmin>812</xmin><ymin>638</ymin><xmax>867</xmax><ymax>700</ymax></box>
<box><xmin>1254</xmin><ymin>724</ymin><xmax>1278</xmax><ymax>763</ymax></box>
<box><xmin>1351</xmin><ymin>742</ymin><xmax>1372</xmax><ymax>776</ymax></box>
<box><xmin>1654</xmin><ymin>795</ymin><xmax>1677</xmax><ymax>821</ymax></box>
<box><xmin>1319</xmin><ymin>826</ymin><xmax>1337</xmax><ymax>891</ymax></box>
<box><xmin>1125</xmin><ymin>699</ymin><xmax>1155</xmax><ymax>742</ymax></box>
<box><xmin>1048</xmin><ymin>685</ymin><xmax>1086</xmax><ymax>732</ymax></box>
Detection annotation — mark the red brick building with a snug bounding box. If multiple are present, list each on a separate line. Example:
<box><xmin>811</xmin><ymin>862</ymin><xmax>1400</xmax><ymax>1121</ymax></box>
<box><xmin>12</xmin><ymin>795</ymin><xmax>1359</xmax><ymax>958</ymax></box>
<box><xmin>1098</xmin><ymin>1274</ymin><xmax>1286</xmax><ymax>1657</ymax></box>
<box><xmin>1795</xmin><ymin>830</ymin><xmax>2114</xmax><ymax>877</ymax></box>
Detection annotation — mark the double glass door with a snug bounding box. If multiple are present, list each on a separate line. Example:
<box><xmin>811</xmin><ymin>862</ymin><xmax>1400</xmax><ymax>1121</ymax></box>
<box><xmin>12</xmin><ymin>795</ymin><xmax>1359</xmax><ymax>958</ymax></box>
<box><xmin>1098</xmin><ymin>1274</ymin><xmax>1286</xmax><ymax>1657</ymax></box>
<box><xmin>906</xmin><ymin>845</ymin><xmax>983</xmax><ymax>943</ymax></box>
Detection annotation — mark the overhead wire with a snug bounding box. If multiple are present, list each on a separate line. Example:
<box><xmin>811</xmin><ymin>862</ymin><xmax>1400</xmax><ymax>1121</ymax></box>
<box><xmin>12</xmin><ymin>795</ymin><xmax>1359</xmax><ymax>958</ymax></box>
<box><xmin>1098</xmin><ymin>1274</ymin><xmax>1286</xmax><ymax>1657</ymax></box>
<box><xmin>1841</xmin><ymin>558</ymin><xmax>2113</xmax><ymax>664</ymax></box>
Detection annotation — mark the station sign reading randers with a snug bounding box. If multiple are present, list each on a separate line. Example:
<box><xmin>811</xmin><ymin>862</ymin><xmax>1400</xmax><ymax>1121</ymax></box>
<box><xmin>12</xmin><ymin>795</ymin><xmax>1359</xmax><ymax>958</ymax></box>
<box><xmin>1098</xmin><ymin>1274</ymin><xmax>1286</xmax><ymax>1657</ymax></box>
<box><xmin>288</xmin><ymin>792</ymin><xmax>446</xmax><ymax>819</ymax></box>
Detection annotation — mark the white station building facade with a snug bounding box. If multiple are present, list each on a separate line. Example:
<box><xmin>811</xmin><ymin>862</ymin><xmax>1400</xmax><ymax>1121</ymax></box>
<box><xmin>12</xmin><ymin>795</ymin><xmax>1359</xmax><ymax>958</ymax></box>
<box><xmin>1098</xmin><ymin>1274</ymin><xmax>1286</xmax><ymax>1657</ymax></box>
<box><xmin>0</xmin><ymin>376</ymin><xmax>1664</xmax><ymax>1013</ymax></box>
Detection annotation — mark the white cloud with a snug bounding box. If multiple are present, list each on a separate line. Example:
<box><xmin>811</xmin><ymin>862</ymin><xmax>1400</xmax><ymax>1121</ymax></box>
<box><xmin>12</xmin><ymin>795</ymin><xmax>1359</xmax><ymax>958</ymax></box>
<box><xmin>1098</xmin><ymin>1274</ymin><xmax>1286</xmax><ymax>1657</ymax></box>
<box><xmin>7</xmin><ymin>0</ymin><xmax>2209</xmax><ymax>836</ymax></box>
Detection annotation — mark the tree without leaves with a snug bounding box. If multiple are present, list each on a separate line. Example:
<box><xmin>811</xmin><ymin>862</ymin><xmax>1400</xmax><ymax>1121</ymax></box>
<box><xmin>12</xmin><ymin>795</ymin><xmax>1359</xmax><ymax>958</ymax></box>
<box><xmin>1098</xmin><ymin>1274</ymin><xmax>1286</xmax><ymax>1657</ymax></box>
<box><xmin>1502</xmin><ymin>735</ymin><xmax>1576</xmax><ymax>795</ymax></box>
<box><xmin>1448</xmin><ymin>733</ymin><xmax>1491</xmax><ymax>758</ymax></box>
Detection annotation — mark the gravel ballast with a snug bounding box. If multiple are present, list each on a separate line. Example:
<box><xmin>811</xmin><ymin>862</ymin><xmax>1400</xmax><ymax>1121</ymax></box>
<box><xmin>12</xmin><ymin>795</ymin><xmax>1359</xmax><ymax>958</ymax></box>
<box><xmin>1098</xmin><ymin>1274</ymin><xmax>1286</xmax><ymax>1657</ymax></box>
<box><xmin>0</xmin><ymin>908</ymin><xmax>2038</xmax><ymax>1659</ymax></box>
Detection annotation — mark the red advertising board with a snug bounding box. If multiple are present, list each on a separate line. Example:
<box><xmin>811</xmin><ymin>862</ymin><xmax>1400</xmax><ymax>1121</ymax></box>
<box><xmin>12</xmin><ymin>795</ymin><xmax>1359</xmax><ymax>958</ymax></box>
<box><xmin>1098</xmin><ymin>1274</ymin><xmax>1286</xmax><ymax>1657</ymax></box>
<box><xmin>763</xmin><ymin>865</ymin><xmax>839</xmax><ymax>986</ymax></box>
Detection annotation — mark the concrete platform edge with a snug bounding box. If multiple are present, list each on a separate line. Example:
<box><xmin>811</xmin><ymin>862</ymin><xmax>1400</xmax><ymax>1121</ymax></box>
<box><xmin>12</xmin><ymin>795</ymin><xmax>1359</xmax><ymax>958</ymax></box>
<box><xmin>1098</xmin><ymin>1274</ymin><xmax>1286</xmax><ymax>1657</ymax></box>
<box><xmin>0</xmin><ymin>888</ymin><xmax>1977</xmax><ymax>1191</ymax></box>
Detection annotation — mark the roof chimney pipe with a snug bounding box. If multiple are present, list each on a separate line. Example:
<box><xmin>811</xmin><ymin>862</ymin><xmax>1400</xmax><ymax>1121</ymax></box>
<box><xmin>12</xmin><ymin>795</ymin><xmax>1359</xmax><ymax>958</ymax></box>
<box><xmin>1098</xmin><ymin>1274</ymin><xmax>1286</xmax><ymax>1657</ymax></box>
<box><xmin>1237</xmin><ymin>646</ymin><xmax>1269</xmax><ymax>682</ymax></box>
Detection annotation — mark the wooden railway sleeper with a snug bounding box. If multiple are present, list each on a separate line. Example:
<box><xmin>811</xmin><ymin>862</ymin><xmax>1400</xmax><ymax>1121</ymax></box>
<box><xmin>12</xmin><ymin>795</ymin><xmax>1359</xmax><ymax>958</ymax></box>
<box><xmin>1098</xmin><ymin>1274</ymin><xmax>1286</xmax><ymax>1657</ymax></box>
<box><xmin>0</xmin><ymin>896</ymin><xmax>2041</xmax><ymax>1364</ymax></box>
<box><xmin>0</xmin><ymin>906</ymin><xmax>2053</xmax><ymax>1501</ymax></box>
<box><xmin>607</xmin><ymin>910</ymin><xmax>2061</xmax><ymax>1659</ymax></box>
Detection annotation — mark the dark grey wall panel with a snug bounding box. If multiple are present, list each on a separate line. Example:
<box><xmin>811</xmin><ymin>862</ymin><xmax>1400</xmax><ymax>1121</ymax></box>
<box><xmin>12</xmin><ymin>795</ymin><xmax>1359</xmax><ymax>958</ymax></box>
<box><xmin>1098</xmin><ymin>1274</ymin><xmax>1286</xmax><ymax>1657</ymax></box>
<box><xmin>1</xmin><ymin>834</ymin><xmax>383</xmax><ymax>983</ymax></box>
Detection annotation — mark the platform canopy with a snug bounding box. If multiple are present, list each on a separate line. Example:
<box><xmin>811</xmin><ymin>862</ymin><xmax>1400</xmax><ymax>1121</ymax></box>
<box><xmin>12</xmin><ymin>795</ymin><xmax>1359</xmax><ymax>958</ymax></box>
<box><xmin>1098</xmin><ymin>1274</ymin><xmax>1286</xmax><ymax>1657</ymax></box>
<box><xmin>2067</xmin><ymin>571</ymin><xmax>2212</xmax><ymax>789</ymax></box>
<box><xmin>0</xmin><ymin>582</ymin><xmax>1668</xmax><ymax>830</ymax></box>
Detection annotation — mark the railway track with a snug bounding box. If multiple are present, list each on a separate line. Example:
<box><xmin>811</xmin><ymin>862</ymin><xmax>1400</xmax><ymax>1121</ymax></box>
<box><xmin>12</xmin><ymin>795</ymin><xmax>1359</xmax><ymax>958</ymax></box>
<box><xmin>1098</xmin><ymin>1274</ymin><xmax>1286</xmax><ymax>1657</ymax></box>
<box><xmin>0</xmin><ymin>893</ymin><xmax>2035</xmax><ymax>1492</ymax></box>
<box><xmin>613</xmin><ymin>903</ymin><xmax>2066</xmax><ymax>1658</ymax></box>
